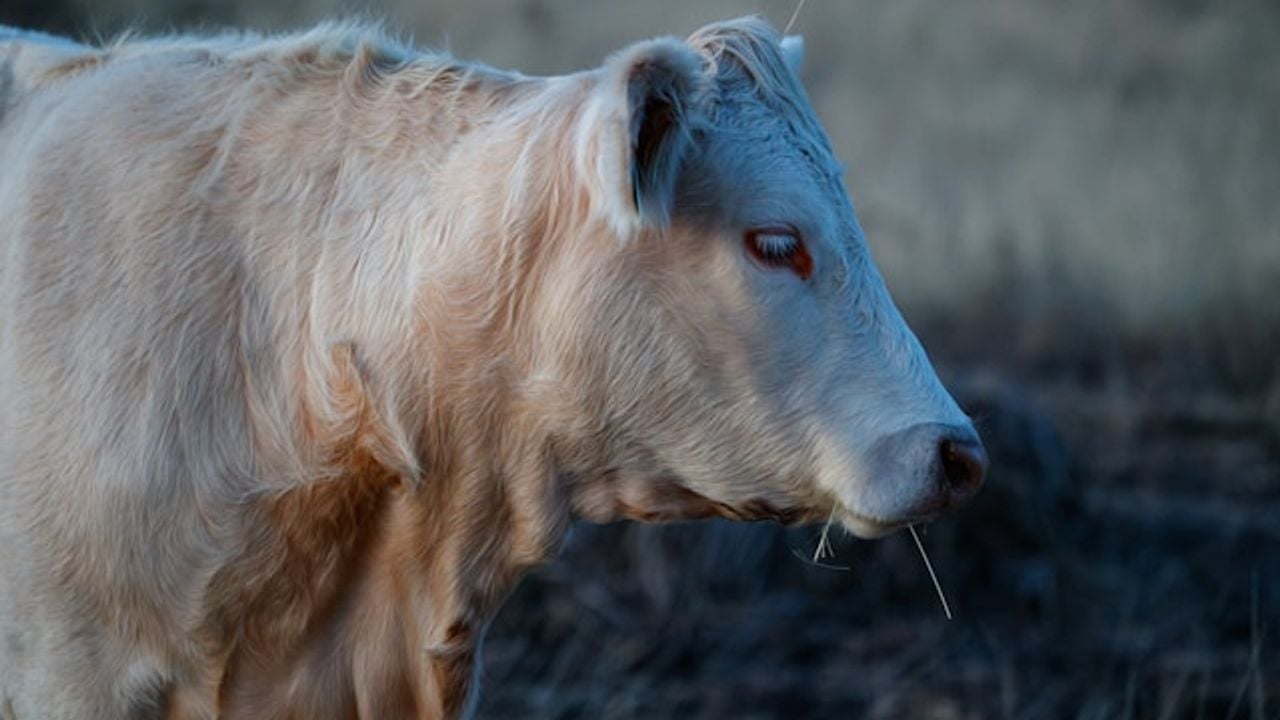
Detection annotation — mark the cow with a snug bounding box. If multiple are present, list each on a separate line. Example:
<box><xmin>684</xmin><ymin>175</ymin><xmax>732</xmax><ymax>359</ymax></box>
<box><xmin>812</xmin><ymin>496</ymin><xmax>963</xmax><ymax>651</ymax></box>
<box><xmin>0</xmin><ymin>16</ymin><xmax>986</xmax><ymax>719</ymax></box>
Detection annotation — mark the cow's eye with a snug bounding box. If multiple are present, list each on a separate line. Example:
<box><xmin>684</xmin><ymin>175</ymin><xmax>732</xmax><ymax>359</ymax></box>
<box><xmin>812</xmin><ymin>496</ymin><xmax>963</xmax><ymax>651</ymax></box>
<box><xmin>745</xmin><ymin>227</ymin><xmax>812</xmax><ymax>280</ymax></box>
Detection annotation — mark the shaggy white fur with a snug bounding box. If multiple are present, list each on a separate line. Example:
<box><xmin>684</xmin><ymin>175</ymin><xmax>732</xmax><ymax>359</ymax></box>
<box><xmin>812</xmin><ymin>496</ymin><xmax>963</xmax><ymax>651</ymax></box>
<box><xmin>0</xmin><ymin>16</ymin><xmax>976</xmax><ymax>718</ymax></box>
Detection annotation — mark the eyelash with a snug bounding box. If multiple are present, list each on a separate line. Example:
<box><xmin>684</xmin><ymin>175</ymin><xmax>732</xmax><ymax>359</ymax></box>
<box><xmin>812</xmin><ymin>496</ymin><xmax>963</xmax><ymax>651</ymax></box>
<box><xmin>744</xmin><ymin>227</ymin><xmax>813</xmax><ymax>280</ymax></box>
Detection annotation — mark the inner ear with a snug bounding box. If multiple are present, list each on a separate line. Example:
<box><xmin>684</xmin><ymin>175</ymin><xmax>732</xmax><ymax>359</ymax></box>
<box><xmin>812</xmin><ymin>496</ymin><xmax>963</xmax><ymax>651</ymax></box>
<box><xmin>631</xmin><ymin>87</ymin><xmax>681</xmax><ymax>217</ymax></box>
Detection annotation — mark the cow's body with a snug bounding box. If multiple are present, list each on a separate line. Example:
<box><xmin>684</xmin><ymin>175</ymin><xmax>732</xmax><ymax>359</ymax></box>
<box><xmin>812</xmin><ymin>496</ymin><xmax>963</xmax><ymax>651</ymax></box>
<box><xmin>0</xmin><ymin>19</ymin><xmax>984</xmax><ymax>719</ymax></box>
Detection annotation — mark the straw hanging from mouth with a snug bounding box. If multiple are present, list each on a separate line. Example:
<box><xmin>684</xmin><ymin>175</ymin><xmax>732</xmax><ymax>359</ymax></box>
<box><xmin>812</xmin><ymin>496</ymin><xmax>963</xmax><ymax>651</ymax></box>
<box><xmin>909</xmin><ymin>524</ymin><xmax>953</xmax><ymax>620</ymax></box>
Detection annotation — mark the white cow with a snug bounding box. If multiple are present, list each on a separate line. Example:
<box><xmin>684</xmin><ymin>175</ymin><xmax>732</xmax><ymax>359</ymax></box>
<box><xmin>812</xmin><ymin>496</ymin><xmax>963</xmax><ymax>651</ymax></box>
<box><xmin>0</xmin><ymin>17</ymin><xmax>985</xmax><ymax>719</ymax></box>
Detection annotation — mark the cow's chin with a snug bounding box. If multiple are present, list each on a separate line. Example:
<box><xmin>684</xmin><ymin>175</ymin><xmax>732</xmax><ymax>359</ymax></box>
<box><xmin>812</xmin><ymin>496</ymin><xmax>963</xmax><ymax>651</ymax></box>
<box><xmin>833</xmin><ymin>503</ymin><xmax>924</xmax><ymax>539</ymax></box>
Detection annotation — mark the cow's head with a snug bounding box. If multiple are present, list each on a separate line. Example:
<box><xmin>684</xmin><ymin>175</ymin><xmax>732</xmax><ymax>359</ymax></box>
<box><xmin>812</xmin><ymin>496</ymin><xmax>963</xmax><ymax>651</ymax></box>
<box><xmin>539</xmin><ymin>17</ymin><xmax>985</xmax><ymax>538</ymax></box>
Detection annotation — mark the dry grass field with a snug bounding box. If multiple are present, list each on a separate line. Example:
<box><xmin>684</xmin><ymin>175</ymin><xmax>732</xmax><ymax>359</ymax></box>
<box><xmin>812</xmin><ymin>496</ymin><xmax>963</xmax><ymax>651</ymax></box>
<box><xmin>3</xmin><ymin>0</ymin><xmax>1277</xmax><ymax>717</ymax></box>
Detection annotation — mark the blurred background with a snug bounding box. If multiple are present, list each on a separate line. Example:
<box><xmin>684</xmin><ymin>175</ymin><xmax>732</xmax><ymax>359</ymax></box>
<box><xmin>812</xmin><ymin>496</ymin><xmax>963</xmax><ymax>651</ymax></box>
<box><xmin>4</xmin><ymin>0</ymin><xmax>1277</xmax><ymax>717</ymax></box>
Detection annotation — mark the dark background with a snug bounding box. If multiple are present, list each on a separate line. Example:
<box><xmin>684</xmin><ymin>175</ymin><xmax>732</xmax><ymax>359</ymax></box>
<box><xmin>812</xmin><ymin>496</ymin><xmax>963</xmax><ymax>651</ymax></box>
<box><xmin>3</xmin><ymin>0</ymin><xmax>1277</xmax><ymax>717</ymax></box>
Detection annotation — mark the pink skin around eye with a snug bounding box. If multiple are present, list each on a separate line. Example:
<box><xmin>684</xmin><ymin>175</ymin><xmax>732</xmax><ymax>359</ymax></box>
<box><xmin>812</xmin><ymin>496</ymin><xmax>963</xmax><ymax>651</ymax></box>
<box><xmin>745</xmin><ymin>227</ymin><xmax>813</xmax><ymax>281</ymax></box>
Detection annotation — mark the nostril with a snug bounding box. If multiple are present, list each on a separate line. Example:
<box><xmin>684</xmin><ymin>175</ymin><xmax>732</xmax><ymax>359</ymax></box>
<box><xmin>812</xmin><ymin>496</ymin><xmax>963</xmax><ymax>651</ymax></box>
<box><xmin>939</xmin><ymin>436</ymin><xmax>988</xmax><ymax>500</ymax></box>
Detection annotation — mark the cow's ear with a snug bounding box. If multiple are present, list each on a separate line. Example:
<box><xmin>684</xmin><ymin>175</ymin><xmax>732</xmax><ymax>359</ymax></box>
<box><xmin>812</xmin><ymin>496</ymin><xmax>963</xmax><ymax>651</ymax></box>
<box><xmin>780</xmin><ymin>35</ymin><xmax>804</xmax><ymax>74</ymax></box>
<box><xmin>585</xmin><ymin>38</ymin><xmax>703</xmax><ymax>237</ymax></box>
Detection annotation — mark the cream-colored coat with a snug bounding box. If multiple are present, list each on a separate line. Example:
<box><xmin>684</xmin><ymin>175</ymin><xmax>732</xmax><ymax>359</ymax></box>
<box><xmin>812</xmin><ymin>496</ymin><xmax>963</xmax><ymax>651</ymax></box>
<box><xmin>0</xmin><ymin>18</ymin><xmax>979</xmax><ymax>719</ymax></box>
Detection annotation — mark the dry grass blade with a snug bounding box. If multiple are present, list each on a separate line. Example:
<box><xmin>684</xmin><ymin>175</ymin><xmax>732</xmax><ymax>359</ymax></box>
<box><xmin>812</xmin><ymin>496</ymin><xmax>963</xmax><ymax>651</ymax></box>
<box><xmin>909</xmin><ymin>525</ymin><xmax>952</xmax><ymax>620</ymax></box>
<box><xmin>783</xmin><ymin>0</ymin><xmax>808</xmax><ymax>34</ymax></box>
<box><xmin>791</xmin><ymin>505</ymin><xmax>849</xmax><ymax>571</ymax></box>
<box><xmin>813</xmin><ymin>505</ymin><xmax>836</xmax><ymax>562</ymax></box>
<box><xmin>789</xmin><ymin>547</ymin><xmax>850</xmax><ymax>572</ymax></box>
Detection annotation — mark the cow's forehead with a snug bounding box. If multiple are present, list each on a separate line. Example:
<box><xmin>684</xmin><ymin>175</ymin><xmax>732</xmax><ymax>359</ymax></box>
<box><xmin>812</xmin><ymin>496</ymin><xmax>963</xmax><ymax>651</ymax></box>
<box><xmin>689</xmin><ymin>22</ymin><xmax>839</xmax><ymax>167</ymax></box>
<box><xmin>707</xmin><ymin>83</ymin><xmax>844</xmax><ymax>189</ymax></box>
<box><xmin>690</xmin><ymin>77</ymin><xmax>863</xmax><ymax>261</ymax></box>
<box><xmin>686</xmin><ymin>21</ymin><xmax>858</xmax><ymax>233</ymax></box>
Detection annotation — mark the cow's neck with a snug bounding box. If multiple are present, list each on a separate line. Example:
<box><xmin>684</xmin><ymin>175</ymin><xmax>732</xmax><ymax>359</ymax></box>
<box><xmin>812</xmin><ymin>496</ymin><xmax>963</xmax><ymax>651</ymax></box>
<box><xmin>209</xmin><ymin>150</ymin><xmax>589</xmax><ymax>716</ymax></box>
<box><xmin>213</xmin><ymin>419</ymin><xmax>569</xmax><ymax>719</ymax></box>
